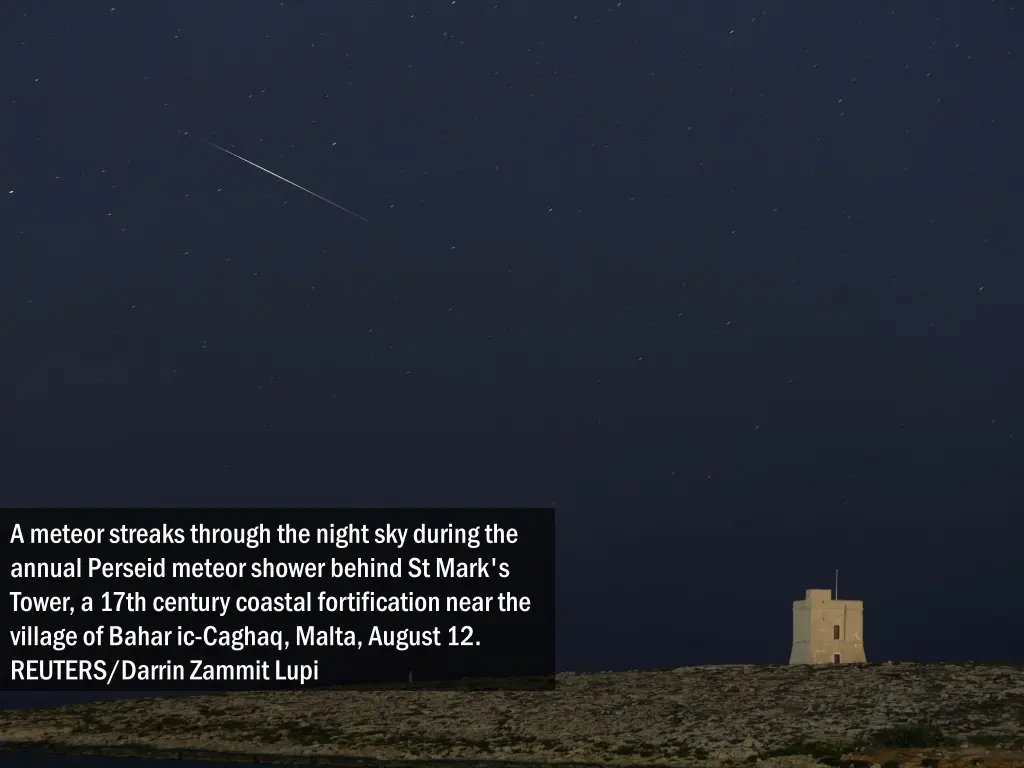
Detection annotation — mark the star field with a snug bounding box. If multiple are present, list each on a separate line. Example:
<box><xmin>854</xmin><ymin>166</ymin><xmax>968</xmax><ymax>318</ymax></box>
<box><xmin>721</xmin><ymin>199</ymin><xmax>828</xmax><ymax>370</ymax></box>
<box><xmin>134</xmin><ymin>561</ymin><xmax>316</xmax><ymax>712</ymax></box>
<box><xmin>2</xmin><ymin>0</ymin><xmax>1022</xmax><ymax>673</ymax></box>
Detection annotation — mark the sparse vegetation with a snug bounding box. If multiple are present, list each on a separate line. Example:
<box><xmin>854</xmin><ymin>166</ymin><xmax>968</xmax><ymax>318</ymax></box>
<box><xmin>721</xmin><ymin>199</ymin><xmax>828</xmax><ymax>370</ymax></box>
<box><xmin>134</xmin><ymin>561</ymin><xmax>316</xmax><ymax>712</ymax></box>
<box><xmin>867</xmin><ymin>722</ymin><xmax>948</xmax><ymax>749</ymax></box>
<box><xmin>0</xmin><ymin>663</ymin><xmax>1022</xmax><ymax>766</ymax></box>
<box><xmin>766</xmin><ymin>739</ymin><xmax>858</xmax><ymax>763</ymax></box>
<box><xmin>965</xmin><ymin>732</ymin><xmax>1005</xmax><ymax>747</ymax></box>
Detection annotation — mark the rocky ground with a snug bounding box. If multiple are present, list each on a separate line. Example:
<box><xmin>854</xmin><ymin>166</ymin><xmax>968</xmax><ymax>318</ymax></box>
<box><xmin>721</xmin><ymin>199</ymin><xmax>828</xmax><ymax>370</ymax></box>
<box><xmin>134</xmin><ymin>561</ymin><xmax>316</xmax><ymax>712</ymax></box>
<box><xmin>1</xmin><ymin>663</ymin><xmax>1023</xmax><ymax>766</ymax></box>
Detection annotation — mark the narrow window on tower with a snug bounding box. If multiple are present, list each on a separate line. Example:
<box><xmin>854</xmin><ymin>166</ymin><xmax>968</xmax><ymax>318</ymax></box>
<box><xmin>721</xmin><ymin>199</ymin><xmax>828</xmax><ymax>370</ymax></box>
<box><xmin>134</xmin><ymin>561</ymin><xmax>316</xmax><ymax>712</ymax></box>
<box><xmin>833</xmin><ymin>624</ymin><xmax>840</xmax><ymax>640</ymax></box>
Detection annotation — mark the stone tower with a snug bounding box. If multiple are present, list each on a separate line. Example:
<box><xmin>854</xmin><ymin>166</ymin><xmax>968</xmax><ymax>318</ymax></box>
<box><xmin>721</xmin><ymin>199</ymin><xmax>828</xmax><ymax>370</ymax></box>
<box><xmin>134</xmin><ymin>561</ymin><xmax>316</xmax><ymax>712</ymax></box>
<box><xmin>789</xmin><ymin>588</ymin><xmax>866</xmax><ymax>665</ymax></box>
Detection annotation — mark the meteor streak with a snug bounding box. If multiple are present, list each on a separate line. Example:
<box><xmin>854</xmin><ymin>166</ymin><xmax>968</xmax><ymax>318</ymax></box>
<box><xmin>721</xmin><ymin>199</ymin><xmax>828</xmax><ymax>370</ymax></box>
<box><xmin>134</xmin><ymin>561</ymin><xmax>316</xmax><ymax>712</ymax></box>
<box><xmin>202</xmin><ymin>139</ymin><xmax>368</xmax><ymax>223</ymax></box>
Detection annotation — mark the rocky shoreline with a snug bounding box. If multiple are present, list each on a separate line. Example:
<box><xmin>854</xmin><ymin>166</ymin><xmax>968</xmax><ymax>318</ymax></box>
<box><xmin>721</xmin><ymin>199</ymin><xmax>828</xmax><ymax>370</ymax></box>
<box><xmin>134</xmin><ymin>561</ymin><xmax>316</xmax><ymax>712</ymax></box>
<box><xmin>1</xmin><ymin>663</ymin><xmax>1022</xmax><ymax>767</ymax></box>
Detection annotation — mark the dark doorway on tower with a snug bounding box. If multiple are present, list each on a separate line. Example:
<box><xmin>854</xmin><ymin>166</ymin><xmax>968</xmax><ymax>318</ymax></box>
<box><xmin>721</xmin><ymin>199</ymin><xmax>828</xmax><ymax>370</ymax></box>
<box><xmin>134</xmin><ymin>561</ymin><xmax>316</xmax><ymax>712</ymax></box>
<box><xmin>833</xmin><ymin>654</ymin><xmax>841</xmax><ymax>664</ymax></box>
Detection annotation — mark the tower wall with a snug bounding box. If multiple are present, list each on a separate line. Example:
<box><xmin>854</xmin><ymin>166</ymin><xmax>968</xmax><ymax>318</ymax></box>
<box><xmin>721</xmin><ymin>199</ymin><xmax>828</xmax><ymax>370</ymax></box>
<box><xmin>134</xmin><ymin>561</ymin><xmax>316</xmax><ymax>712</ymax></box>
<box><xmin>789</xmin><ymin>588</ymin><xmax>866</xmax><ymax>664</ymax></box>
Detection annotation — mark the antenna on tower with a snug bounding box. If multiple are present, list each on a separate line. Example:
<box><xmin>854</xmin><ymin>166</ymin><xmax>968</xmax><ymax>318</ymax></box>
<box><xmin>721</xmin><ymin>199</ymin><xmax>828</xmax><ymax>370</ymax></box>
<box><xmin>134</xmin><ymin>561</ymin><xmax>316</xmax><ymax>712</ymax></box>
<box><xmin>835</xmin><ymin>569</ymin><xmax>839</xmax><ymax>600</ymax></box>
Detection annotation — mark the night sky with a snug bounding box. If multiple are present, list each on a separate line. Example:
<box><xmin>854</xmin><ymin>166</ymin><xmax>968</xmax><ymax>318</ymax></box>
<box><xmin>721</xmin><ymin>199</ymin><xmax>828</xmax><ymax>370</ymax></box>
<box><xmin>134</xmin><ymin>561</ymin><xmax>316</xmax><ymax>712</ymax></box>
<box><xmin>2</xmin><ymin>1</ymin><xmax>1022</xmax><ymax>709</ymax></box>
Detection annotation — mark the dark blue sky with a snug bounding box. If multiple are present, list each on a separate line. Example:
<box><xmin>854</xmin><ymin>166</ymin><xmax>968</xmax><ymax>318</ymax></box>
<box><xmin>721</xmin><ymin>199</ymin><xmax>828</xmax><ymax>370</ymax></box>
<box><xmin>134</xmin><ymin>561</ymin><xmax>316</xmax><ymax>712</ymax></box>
<box><xmin>2</xmin><ymin>0</ymin><xmax>1022</xmax><ymax>707</ymax></box>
